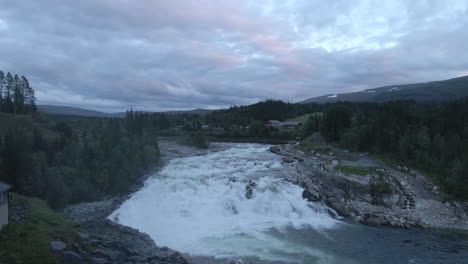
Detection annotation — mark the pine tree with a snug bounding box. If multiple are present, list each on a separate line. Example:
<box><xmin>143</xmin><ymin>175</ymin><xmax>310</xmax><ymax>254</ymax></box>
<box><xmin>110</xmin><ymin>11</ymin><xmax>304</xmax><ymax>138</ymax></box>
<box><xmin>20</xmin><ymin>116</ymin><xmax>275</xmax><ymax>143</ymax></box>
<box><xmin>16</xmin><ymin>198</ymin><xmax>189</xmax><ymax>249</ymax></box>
<box><xmin>13</xmin><ymin>74</ymin><xmax>25</xmax><ymax>114</ymax></box>
<box><xmin>4</xmin><ymin>72</ymin><xmax>14</xmax><ymax>113</ymax></box>
<box><xmin>21</xmin><ymin>76</ymin><xmax>36</xmax><ymax>112</ymax></box>
<box><xmin>0</xmin><ymin>71</ymin><xmax>4</xmax><ymax>104</ymax></box>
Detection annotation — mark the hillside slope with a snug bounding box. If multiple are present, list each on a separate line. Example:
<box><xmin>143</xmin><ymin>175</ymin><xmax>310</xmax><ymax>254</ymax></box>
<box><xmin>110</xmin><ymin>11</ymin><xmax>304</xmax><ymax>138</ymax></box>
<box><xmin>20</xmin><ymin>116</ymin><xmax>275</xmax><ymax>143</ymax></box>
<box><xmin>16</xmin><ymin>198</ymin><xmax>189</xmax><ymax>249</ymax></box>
<box><xmin>39</xmin><ymin>105</ymin><xmax>214</xmax><ymax>118</ymax></box>
<box><xmin>301</xmin><ymin>75</ymin><xmax>468</xmax><ymax>103</ymax></box>
<box><xmin>38</xmin><ymin>105</ymin><xmax>113</xmax><ymax>117</ymax></box>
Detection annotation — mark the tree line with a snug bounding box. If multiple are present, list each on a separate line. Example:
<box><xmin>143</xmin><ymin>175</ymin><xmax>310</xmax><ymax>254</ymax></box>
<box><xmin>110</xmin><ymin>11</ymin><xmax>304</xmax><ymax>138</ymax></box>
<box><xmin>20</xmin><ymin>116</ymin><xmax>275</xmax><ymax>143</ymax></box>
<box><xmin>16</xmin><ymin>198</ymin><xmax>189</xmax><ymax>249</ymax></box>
<box><xmin>0</xmin><ymin>111</ymin><xmax>161</xmax><ymax>208</ymax></box>
<box><xmin>202</xmin><ymin>100</ymin><xmax>316</xmax><ymax>140</ymax></box>
<box><xmin>0</xmin><ymin>71</ymin><xmax>36</xmax><ymax>114</ymax></box>
<box><xmin>304</xmin><ymin>100</ymin><xmax>468</xmax><ymax>200</ymax></box>
<box><xmin>205</xmin><ymin>99</ymin><xmax>321</xmax><ymax>128</ymax></box>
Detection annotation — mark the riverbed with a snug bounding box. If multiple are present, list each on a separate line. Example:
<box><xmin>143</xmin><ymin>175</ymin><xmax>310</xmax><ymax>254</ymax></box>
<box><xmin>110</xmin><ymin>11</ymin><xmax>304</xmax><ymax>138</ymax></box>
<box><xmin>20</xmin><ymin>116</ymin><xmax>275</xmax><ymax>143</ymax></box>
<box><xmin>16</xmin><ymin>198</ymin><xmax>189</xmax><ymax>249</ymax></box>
<box><xmin>109</xmin><ymin>142</ymin><xmax>468</xmax><ymax>264</ymax></box>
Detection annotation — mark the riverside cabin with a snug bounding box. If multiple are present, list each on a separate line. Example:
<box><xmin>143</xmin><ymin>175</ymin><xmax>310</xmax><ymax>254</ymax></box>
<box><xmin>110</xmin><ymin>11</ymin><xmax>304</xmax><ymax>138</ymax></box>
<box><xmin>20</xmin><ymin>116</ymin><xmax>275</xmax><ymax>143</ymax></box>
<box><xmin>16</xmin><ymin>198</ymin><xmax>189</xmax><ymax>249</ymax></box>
<box><xmin>0</xmin><ymin>181</ymin><xmax>12</xmax><ymax>231</ymax></box>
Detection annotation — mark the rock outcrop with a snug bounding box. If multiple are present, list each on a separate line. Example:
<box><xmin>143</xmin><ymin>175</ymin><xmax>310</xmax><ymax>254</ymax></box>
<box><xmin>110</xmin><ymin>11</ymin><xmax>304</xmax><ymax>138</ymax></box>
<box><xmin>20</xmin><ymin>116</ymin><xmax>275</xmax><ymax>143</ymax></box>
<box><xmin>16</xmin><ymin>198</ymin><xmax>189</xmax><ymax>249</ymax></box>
<box><xmin>272</xmin><ymin>144</ymin><xmax>468</xmax><ymax>230</ymax></box>
<box><xmin>63</xmin><ymin>198</ymin><xmax>190</xmax><ymax>264</ymax></box>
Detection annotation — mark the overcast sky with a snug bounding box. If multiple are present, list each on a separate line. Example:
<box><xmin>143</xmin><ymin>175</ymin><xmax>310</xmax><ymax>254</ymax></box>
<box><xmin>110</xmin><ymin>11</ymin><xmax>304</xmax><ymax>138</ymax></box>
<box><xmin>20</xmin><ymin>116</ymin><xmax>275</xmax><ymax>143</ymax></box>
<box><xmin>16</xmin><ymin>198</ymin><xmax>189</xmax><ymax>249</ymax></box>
<box><xmin>1</xmin><ymin>0</ymin><xmax>467</xmax><ymax>112</ymax></box>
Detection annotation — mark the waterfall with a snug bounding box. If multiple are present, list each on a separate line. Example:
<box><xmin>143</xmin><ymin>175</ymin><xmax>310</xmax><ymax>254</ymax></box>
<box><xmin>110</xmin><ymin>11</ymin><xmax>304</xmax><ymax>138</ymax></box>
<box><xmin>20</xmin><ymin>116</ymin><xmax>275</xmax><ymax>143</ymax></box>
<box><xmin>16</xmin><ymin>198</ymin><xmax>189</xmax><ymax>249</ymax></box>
<box><xmin>110</xmin><ymin>144</ymin><xmax>340</xmax><ymax>262</ymax></box>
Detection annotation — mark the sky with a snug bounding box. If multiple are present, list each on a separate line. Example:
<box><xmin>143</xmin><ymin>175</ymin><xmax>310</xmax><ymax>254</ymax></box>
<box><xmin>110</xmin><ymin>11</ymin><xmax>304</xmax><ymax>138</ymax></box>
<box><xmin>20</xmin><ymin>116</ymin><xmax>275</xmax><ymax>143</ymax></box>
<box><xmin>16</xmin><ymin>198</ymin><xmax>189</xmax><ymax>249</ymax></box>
<box><xmin>0</xmin><ymin>0</ymin><xmax>468</xmax><ymax>112</ymax></box>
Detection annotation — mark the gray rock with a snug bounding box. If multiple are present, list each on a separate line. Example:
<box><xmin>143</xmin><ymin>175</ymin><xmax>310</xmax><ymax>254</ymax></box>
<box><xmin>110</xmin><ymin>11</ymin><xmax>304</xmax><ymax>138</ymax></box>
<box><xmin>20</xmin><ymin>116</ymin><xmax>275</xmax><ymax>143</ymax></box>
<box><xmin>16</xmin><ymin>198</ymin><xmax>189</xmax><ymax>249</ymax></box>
<box><xmin>92</xmin><ymin>248</ymin><xmax>119</xmax><ymax>260</ymax></box>
<box><xmin>269</xmin><ymin>146</ymin><xmax>281</xmax><ymax>154</ymax></box>
<box><xmin>302</xmin><ymin>189</ymin><xmax>321</xmax><ymax>202</ymax></box>
<box><xmin>77</xmin><ymin>232</ymin><xmax>90</xmax><ymax>240</ymax></box>
<box><xmin>61</xmin><ymin>251</ymin><xmax>84</xmax><ymax>264</ymax></box>
<box><xmin>282</xmin><ymin>156</ymin><xmax>294</xmax><ymax>163</ymax></box>
<box><xmin>245</xmin><ymin>181</ymin><xmax>257</xmax><ymax>199</ymax></box>
<box><xmin>50</xmin><ymin>240</ymin><xmax>67</xmax><ymax>253</ymax></box>
<box><xmin>90</xmin><ymin>257</ymin><xmax>109</xmax><ymax>264</ymax></box>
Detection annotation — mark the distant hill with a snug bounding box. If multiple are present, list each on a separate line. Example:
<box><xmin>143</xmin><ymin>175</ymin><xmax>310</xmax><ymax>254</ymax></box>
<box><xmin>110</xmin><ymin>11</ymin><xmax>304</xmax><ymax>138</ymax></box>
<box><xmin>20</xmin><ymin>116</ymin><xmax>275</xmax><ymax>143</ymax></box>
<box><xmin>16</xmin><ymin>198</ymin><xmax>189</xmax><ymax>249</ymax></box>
<box><xmin>38</xmin><ymin>105</ymin><xmax>114</xmax><ymax>117</ymax></box>
<box><xmin>300</xmin><ymin>75</ymin><xmax>468</xmax><ymax>104</ymax></box>
<box><xmin>38</xmin><ymin>105</ymin><xmax>214</xmax><ymax>118</ymax></box>
<box><xmin>161</xmin><ymin>108</ymin><xmax>214</xmax><ymax>116</ymax></box>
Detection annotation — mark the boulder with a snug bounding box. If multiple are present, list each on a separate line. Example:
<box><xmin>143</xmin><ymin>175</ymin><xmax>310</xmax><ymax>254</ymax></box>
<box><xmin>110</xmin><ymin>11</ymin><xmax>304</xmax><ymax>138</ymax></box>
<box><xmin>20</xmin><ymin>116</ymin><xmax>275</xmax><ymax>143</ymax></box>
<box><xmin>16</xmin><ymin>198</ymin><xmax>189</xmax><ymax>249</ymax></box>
<box><xmin>360</xmin><ymin>212</ymin><xmax>388</xmax><ymax>226</ymax></box>
<box><xmin>245</xmin><ymin>181</ymin><xmax>257</xmax><ymax>199</ymax></box>
<box><xmin>302</xmin><ymin>190</ymin><xmax>321</xmax><ymax>202</ymax></box>
<box><xmin>50</xmin><ymin>240</ymin><xmax>67</xmax><ymax>253</ymax></box>
<box><xmin>61</xmin><ymin>251</ymin><xmax>84</xmax><ymax>264</ymax></box>
<box><xmin>269</xmin><ymin>146</ymin><xmax>281</xmax><ymax>154</ymax></box>
<box><xmin>282</xmin><ymin>157</ymin><xmax>294</xmax><ymax>163</ymax></box>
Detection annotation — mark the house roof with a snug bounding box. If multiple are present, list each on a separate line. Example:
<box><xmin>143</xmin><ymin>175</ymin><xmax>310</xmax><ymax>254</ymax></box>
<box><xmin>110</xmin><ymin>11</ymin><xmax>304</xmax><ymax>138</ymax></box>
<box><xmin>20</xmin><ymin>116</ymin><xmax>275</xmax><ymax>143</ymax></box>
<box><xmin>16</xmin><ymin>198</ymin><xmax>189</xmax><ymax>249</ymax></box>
<box><xmin>267</xmin><ymin>120</ymin><xmax>281</xmax><ymax>123</ymax></box>
<box><xmin>281</xmin><ymin>122</ymin><xmax>303</xmax><ymax>126</ymax></box>
<box><xmin>0</xmin><ymin>181</ymin><xmax>12</xmax><ymax>193</ymax></box>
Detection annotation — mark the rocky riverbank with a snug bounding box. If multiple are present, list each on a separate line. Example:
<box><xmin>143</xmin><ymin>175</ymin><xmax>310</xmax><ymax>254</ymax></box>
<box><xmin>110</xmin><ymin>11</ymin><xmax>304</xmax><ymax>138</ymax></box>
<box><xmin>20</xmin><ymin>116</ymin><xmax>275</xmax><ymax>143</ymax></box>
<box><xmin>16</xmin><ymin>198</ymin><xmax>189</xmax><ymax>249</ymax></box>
<box><xmin>270</xmin><ymin>143</ymin><xmax>468</xmax><ymax>230</ymax></box>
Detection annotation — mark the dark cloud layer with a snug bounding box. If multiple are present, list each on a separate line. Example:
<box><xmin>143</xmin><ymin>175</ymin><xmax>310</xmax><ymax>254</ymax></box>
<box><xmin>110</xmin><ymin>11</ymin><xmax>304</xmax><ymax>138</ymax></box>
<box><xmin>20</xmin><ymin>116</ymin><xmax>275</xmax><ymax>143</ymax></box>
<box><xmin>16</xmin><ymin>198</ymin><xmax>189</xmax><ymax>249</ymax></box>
<box><xmin>0</xmin><ymin>0</ymin><xmax>467</xmax><ymax>112</ymax></box>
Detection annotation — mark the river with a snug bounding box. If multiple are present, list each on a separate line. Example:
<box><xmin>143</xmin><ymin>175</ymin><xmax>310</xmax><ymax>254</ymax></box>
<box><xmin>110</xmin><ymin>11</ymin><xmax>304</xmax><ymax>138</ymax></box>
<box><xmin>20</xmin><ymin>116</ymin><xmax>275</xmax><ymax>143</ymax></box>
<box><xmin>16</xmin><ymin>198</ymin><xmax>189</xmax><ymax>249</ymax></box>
<box><xmin>109</xmin><ymin>143</ymin><xmax>468</xmax><ymax>264</ymax></box>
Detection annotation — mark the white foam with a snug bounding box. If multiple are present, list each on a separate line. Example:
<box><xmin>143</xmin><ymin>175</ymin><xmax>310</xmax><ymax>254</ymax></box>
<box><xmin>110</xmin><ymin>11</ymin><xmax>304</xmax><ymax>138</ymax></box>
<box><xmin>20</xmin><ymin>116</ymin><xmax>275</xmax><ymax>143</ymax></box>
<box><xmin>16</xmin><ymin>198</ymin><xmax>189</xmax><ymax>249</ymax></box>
<box><xmin>109</xmin><ymin>144</ymin><xmax>339</xmax><ymax>261</ymax></box>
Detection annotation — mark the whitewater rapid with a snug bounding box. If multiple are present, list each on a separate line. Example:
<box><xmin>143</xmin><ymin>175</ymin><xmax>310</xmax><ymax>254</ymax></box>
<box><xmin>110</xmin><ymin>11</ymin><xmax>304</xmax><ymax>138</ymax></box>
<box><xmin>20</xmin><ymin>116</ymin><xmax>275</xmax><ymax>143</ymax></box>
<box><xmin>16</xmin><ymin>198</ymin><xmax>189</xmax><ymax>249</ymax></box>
<box><xmin>109</xmin><ymin>143</ymin><xmax>341</xmax><ymax>262</ymax></box>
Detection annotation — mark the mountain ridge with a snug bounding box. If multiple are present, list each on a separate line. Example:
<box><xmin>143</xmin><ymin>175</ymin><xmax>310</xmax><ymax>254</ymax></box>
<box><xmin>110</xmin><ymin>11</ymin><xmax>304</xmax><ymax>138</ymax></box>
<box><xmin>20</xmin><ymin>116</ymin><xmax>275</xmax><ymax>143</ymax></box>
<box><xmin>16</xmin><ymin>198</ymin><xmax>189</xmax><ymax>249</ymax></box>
<box><xmin>300</xmin><ymin>75</ymin><xmax>468</xmax><ymax>104</ymax></box>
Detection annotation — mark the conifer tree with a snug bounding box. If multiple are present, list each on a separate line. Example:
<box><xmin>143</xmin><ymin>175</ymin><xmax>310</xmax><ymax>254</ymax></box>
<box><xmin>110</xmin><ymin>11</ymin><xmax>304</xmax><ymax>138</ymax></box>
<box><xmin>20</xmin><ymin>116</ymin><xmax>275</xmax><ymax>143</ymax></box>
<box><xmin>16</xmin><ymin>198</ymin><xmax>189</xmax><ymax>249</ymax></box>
<box><xmin>4</xmin><ymin>72</ymin><xmax>14</xmax><ymax>113</ymax></box>
<box><xmin>13</xmin><ymin>74</ymin><xmax>25</xmax><ymax>114</ymax></box>
<box><xmin>0</xmin><ymin>71</ymin><xmax>4</xmax><ymax>104</ymax></box>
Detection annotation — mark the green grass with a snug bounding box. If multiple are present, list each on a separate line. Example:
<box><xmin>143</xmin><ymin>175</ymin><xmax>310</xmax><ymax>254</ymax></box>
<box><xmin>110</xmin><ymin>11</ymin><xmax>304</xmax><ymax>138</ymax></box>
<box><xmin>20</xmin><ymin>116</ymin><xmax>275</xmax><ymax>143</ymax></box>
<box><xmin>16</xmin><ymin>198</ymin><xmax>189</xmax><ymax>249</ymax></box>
<box><xmin>0</xmin><ymin>194</ymin><xmax>82</xmax><ymax>264</ymax></box>
<box><xmin>373</xmin><ymin>153</ymin><xmax>407</xmax><ymax>173</ymax></box>
<box><xmin>286</xmin><ymin>112</ymin><xmax>323</xmax><ymax>123</ymax></box>
<box><xmin>335</xmin><ymin>165</ymin><xmax>381</xmax><ymax>176</ymax></box>
<box><xmin>374</xmin><ymin>153</ymin><xmax>436</xmax><ymax>180</ymax></box>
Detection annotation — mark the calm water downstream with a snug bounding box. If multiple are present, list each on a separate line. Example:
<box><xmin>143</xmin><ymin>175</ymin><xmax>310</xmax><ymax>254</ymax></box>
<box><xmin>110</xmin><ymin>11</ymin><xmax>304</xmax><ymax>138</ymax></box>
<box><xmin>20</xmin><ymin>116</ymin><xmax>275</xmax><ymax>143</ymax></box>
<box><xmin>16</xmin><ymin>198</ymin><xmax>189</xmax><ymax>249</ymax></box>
<box><xmin>110</xmin><ymin>143</ymin><xmax>468</xmax><ymax>264</ymax></box>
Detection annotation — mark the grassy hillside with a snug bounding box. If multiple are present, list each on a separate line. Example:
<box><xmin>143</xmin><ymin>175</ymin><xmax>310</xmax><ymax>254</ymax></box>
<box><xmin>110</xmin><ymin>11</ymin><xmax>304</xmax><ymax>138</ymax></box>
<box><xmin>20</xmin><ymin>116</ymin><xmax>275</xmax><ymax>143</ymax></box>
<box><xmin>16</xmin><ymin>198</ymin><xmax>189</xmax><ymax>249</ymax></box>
<box><xmin>0</xmin><ymin>194</ymin><xmax>84</xmax><ymax>264</ymax></box>
<box><xmin>287</xmin><ymin>112</ymin><xmax>323</xmax><ymax>123</ymax></box>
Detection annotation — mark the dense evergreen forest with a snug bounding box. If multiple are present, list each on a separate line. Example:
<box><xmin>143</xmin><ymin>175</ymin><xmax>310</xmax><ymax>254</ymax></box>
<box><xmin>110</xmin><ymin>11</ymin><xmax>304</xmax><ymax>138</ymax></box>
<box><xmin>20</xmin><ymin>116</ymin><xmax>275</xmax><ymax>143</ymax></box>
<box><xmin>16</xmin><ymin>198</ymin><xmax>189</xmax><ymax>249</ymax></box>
<box><xmin>205</xmin><ymin>100</ymin><xmax>321</xmax><ymax>127</ymax></box>
<box><xmin>203</xmin><ymin>100</ymin><xmax>318</xmax><ymax>140</ymax></box>
<box><xmin>305</xmin><ymin>100</ymin><xmax>468</xmax><ymax>200</ymax></box>
<box><xmin>0</xmin><ymin>71</ymin><xmax>166</xmax><ymax>208</ymax></box>
<box><xmin>0</xmin><ymin>111</ymin><xmax>162</xmax><ymax>208</ymax></box>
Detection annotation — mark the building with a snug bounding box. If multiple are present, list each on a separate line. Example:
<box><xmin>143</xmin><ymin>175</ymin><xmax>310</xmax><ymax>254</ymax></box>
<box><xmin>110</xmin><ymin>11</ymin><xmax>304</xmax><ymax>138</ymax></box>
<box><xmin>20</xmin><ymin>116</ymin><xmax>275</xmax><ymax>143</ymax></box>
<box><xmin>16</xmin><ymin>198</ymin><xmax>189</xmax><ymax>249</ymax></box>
<box><xmin>280</xmin><ymin>122</ymin><xmax>303</xmax><ymax>129</ymax></box>
<box><xmin>265</xmin><ymin>120</ymin><xmax>281</xmax><ymax>127</ymax></box>
<box><xmin>0</xmin><ymin>181</ymin><xmax>12</xmax><ymax>231</ymax></box>
<box><xmin>266</xmin><ymin>120</ymin><xmax>303</xmax><ymax>129</ymax></box>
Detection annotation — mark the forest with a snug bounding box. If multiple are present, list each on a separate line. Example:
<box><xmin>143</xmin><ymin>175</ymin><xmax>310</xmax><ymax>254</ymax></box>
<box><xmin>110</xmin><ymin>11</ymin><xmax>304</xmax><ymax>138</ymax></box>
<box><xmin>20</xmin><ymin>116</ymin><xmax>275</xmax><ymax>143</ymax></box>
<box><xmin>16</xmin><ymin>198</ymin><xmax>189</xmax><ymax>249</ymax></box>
<box><xmin>202</xmin><ymin>100</ymin><xmax>317</xmax><ymax>140</ymax></box>
<box><xmin>0</xmin><ymin>69</ymin><xmax>211</xmax><ymax>208</ymax></box>
<box><xmin>0</xmin><ymin>110</ymin><xmax>162</xmax><ymax>208</ymax></box>
<box><xmin>305</xmin><ymin>100</ymin><xmax>468</xmax><ymax>200</ymax></box>
<box><xmin>205</xmin><ymin>99</ymin><xmax>321</xmax><ymax>127</ymax></box>
<box><xmin>0</xmin><ymin>72</ymin><xmax>165</xmax><ymax>208</ymax></box>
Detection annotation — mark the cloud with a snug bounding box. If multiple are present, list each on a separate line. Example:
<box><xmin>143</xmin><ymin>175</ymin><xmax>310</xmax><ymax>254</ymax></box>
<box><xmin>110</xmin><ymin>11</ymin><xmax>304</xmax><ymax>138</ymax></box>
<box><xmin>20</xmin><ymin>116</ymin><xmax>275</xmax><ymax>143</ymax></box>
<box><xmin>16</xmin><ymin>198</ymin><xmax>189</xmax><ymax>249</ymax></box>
<box><xmin>0</xmin><ymin>0</ymin><xmax>467</xmax><ymax>112</ymax></box>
